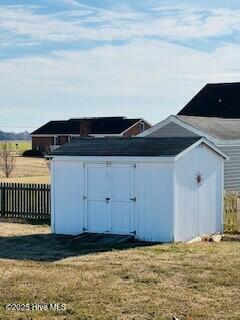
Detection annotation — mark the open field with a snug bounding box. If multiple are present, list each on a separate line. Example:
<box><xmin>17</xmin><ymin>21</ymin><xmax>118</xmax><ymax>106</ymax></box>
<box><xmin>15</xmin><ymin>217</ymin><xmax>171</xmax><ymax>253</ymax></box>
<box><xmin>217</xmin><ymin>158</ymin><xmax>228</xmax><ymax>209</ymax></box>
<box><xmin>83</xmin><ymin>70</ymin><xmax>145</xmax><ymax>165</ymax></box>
<box><xmin>0</xmin><ymin>157</ymin><xmax>50</xmax><ymax>184</ymax></box>
<box><xmin>0</xmin><ymin>223</ymin><xmax>240</xmax><ymax>320</ymax></box>
<box><xmin>0</xmin><ymin>140</ymin><xmax>31</xmax><ymax>154</ymax></box>
<box><xmin>0</xmin><ymin>175</ymin><xmax>50</xmax><ymax>184</ymax></box>
<box><xmin>0</xmin><ymin>141</ymin><xmax>49</xmax><ymax>183</ymax></box>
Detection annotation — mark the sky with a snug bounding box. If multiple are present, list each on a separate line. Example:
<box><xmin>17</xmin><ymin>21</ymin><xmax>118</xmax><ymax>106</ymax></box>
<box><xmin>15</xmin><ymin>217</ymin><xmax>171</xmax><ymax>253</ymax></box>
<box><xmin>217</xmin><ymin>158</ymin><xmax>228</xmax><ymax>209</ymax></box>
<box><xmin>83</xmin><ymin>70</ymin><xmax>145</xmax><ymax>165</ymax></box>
<box><xmin>1</xmin><ymin>0</ymin><xmax>240</xmax><ymax>132</ymax></box>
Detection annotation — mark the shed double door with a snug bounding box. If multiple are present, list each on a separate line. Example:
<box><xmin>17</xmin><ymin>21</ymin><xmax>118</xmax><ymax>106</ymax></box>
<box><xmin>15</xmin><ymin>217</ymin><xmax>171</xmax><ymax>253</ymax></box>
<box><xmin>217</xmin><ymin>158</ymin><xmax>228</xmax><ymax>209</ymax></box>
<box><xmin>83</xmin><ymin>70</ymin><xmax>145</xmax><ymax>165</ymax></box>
<box><xmin>84</xmin><ymin>163</ymin><xmax>135</xmax><ymax>235</ymax></box>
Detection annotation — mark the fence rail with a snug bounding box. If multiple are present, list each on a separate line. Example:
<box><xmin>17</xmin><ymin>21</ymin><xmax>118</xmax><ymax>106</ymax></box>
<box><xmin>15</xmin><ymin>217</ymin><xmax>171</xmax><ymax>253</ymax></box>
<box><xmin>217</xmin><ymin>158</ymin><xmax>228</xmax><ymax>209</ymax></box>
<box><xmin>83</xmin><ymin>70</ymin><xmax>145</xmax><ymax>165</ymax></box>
<box><xmin>0</xmin><ymin>184</ymin><xmax>239</xmax><ymax>230</ymax></box>
<box><xmin>0</xmin><ymin>183</ymin><xmax>50</xmax><ymax>224</ymax></box>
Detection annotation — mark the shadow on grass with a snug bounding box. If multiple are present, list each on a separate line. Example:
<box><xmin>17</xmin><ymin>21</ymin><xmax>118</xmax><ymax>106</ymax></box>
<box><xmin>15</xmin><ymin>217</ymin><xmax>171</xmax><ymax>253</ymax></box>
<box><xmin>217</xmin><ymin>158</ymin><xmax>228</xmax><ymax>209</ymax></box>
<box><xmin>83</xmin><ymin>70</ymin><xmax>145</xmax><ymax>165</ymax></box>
<box><xmin>0</xmin><ymin>233</ymin><xmax>156</xmax><ymax>262</ymax></box>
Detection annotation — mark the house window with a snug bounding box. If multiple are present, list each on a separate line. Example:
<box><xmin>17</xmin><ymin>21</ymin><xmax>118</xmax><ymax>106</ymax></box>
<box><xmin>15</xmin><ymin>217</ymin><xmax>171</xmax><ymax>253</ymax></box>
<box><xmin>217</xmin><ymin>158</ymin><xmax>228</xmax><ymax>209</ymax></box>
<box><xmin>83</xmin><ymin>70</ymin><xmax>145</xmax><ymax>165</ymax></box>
<box><xmin>56</xmin><ymin>136</ymin><xmax>61</xmax><ymax>145</ymax></box>
<box><xmin>140</xmin><ymin>122</ymin><xmax>145</xmax><ymax>132</ymax></box>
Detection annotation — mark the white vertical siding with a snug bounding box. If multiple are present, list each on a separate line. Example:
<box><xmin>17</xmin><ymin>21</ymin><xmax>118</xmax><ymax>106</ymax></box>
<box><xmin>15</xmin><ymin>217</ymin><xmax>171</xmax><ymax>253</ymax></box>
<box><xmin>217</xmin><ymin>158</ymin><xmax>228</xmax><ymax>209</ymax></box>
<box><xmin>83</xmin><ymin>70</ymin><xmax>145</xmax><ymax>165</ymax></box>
<box><xmin>50</xmin><ymin>160</ymin><xmax>55</xmax><ymax>233</ymax></box>
<box><xmin>174</xmin><ymin>145</ymin><xmax>223</xmax><ymax>241</ymax></box>
<box><xmin>52</xmin><ymin>160</ymin><xmax>84</xmax><ymax>235</ymax></box>
<box><xmin>217</xmin><ymin>144</ymin><xmax>240</xmax><ymax>191</ymax></box>
<box><xmin>148</xmin><ymin>122</ymin><xmax>198</xmax><ymax>138</ymax></box>
<box><xmin>52</xmin><ymin>158</ymin><xmax>175</xmax><ymax>242</ymax></box>
<box><xmin>110</xmin><ymin>164</ymin><xmax>135</xmax><ymax>235</ymax></box>
<box><xmin>136</xmin><ymin>162</ymin><xmax>174</xmax><ymax>242</ymax></box>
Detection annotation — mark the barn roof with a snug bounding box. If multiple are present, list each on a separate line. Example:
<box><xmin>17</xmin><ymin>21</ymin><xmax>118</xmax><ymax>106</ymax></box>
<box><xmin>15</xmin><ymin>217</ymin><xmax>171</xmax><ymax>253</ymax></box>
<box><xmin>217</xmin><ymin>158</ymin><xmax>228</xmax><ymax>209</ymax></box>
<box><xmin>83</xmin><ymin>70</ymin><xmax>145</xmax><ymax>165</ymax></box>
<box><xmin>178</xmin><ymin>82</ymin><xmax>240</xmax><ymax>118</ymax></box>
<box><xmin>49</xmin><ymin>137</ymin><xmax>202</xmax><ymax>157</ymax></box>
<box><xmin>31</xmin><ymin>117</ymin><xmax>143</xmax><ymax>135</ymax></box>
<box><xmin>177</xmin><ymin>115</ymin><xmax>240</xmax><ymax>140</ymax></box>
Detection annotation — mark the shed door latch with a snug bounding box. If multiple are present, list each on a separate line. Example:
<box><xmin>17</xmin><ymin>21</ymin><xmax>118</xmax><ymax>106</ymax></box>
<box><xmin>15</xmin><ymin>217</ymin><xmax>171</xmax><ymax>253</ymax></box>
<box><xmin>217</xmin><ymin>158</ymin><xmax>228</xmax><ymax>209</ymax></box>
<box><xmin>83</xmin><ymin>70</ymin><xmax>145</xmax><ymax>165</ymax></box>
<box><xmin>130</xmin><ymin>197</ymin><xmax>136</xmax><ymax>202</ymax></box>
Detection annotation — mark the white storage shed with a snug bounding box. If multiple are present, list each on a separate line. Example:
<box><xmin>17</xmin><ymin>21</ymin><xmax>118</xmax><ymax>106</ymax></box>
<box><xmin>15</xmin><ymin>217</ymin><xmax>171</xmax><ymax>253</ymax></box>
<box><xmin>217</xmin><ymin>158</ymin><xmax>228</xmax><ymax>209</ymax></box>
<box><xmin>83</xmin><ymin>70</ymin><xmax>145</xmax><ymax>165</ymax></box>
<box><xmin>50</xmin><ymin>137</ymin><xmax>227</xmax><ymax>242</ymax></box>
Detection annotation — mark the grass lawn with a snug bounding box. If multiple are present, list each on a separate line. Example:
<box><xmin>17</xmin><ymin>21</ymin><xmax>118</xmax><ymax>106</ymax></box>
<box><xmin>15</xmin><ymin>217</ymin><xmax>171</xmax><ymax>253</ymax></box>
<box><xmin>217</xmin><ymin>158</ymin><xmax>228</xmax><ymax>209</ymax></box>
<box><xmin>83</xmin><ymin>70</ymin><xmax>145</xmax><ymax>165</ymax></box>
<box><xmin>0</xmin><ymin>157</ymin><xmax>50</xmax><ymax>184</ymax></box>
<box><xmin>0</xmin><ymin>224</ymin><xmax>240</xmax><ymax>319</ymax></box>
<box><xmin>0</xmin><ymin>140</ymin><xmax>31</xmax><ymax>154</ymax></box>
<box><xmin>0</xmin><ymin>141</ymin><xmax>50</xmax><ymax>184</ymax></box>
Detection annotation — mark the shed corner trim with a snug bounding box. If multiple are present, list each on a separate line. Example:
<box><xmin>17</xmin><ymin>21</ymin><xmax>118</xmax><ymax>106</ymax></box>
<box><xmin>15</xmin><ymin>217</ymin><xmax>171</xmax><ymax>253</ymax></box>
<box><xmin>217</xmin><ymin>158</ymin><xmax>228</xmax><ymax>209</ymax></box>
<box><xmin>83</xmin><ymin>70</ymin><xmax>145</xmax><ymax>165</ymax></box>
<box><xmin>174</xmin><ymin>138</ymin><xmax>229</xmax><ymax>161</ymax></box>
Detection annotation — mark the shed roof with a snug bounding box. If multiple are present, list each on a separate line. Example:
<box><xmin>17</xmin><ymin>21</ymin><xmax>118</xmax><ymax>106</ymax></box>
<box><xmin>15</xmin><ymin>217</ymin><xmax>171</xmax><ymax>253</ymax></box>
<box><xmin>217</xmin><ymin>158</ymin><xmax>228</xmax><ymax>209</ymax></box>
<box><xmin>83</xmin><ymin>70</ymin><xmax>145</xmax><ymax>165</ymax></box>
<box><xmin>49</xmin><ymin>137</ymin><xmax>202</xmax><ymax>157</ymax></box>
<box><xmin>177</xmin><ymin>115</ymin><xmax>240</xmax><ymax>140</ymax></box>
<box><xmin>178</xmin><ymin>82</ymin><xmax>240</xmax><ymax>118</ymax></box>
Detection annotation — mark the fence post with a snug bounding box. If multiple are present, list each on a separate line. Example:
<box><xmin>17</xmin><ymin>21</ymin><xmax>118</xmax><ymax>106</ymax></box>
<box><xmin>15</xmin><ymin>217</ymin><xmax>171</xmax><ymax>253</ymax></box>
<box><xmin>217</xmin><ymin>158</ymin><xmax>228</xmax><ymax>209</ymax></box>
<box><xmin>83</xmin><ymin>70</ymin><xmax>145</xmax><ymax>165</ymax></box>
<box><xmin>1</xmin><ymin>184</ymin><xmax>5</xmax><ymax>217</ymax></box>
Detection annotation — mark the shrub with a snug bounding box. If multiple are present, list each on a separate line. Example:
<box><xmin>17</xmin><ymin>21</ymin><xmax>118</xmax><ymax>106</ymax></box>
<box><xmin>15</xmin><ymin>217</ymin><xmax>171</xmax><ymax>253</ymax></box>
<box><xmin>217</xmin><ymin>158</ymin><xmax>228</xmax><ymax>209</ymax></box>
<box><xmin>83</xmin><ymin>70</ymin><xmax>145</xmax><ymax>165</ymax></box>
<box><xmin>22</xmin><ymin>149</ymin><xmax>44</xmax><ymax>157</ymax></box>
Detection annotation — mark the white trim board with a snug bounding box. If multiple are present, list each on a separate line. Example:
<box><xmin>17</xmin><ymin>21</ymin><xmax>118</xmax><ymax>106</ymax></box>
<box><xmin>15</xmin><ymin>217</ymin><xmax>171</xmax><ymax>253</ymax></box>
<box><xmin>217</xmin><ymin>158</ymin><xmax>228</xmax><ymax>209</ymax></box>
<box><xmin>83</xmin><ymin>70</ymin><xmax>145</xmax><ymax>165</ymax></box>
<box><xmin>88</xmin><ymin>134</ymin><xmax>121</xmax><ymax>137</ymax></box>
<box><xmin>175</xmin><ymin>138</ymin><xmax>229</xmax><ymax>161</ymax></box>
<box><xmin>32</xmin><ymin>134</ymin><xmax>81</xmax><ymax>137</ymax></box>
<box><xmin>49</xmin><ymin>156</ymin><xmax>176</xmax><ymax>163</ymax></box>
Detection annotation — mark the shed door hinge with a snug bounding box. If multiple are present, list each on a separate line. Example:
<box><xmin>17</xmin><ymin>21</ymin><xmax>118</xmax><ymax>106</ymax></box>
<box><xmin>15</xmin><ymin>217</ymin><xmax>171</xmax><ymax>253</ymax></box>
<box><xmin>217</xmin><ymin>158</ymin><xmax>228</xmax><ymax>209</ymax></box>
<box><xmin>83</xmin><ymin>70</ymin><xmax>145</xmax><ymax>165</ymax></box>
<box><xmin>130</xmin><ymin>197</ymin><xmax>136</xmax><ymax>202</ymax></box>
<box><xmin>83</xmin><ymin>195</ymin><xmax>87</xmax><ymax>200</ymax></box>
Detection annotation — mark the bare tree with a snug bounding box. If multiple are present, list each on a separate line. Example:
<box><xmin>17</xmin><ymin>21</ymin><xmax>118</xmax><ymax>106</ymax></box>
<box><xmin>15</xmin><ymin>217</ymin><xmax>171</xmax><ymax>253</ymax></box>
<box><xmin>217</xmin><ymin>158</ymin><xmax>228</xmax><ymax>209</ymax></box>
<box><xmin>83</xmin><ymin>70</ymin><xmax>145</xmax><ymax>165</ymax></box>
<box><xmin>0</xmin><ymin>143</ymin><xmax>16</xmax><ymax>178</ymax></box>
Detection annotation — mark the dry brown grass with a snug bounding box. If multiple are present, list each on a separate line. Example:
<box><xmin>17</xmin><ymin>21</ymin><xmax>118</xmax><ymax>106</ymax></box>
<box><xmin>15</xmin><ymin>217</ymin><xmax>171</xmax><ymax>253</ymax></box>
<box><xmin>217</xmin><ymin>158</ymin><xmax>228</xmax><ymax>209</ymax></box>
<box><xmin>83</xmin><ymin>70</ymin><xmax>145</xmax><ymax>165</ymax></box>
<box><xmin>0</xmin><ymin>223</ymin><xmax>240</xmax><ymax>320</ymax></box>
<box><xmin>0</xmin><ymin>175</ymin><xmax>50</xmax><ymax>184</ymax></box>
<box><xmin>0</xmin><ymin>157</ymin><xmax>50</xmax><ymax>184</ymax></box>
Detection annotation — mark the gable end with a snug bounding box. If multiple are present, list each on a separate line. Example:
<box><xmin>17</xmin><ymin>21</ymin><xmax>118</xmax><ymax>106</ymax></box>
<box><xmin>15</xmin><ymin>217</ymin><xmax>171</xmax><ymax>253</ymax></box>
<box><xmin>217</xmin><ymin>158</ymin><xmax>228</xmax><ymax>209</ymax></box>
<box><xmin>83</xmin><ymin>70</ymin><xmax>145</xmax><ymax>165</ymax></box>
<box><xmin>147</xmin><ymin>122</ymin><xmax>199</xmax><ymax>138</ymax></box>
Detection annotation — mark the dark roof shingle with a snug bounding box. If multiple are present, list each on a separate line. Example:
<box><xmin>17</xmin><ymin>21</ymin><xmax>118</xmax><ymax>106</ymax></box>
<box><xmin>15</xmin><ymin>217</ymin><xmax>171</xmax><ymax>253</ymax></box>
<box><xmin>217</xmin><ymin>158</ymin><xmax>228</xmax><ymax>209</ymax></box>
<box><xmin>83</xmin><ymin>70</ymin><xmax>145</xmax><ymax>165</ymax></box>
<box><xmin>49</xmin><ymin>137</ymin><xmax>201</xmax><ymax>157</ymax></box>
<box><xmin>178</xmin><ymin>82</ymin><xmax>240</xmax><ymax>118</ymax></box>
<box><xmin>32</xmin><ymin>117</ymin><xmax>142</xmax><ymax>135</ymax></box>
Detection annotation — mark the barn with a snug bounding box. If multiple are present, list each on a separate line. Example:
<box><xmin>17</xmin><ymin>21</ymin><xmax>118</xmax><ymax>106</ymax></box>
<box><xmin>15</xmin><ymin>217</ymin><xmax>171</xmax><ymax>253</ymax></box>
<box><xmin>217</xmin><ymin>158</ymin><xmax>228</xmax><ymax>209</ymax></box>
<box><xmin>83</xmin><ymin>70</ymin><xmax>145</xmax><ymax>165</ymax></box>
<box><xmin>49</xmin><ymin>137</ymin><xmax>227</xmax><ymax>242</ymax></box>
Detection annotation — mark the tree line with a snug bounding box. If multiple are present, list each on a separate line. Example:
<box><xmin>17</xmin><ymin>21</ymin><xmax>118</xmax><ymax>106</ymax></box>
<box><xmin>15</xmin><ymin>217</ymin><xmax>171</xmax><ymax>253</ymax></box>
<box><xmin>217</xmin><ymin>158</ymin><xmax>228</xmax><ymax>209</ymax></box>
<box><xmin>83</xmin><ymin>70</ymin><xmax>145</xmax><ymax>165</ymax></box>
<box><xmin>0</xmin><ymin>130</ymin><xmax>30</xmax><ymax>141</ymax></box>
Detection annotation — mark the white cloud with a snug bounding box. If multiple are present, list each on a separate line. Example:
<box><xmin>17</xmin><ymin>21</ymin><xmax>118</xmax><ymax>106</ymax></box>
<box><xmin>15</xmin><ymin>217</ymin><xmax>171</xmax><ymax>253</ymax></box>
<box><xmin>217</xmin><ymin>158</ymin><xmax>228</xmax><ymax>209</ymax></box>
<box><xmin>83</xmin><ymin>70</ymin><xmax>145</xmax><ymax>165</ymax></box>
<box><xmin>0</xmin><ymin>4</ymin><xmax>240</xmax><ymax>44</ymax></box>
<box><xmin>1</xmin><ymin>2</ymin><xmax>240</xmax><ymax>129</ymax></box>
<box><xmin>0</xmin><ymin>39</ymin><xmax>240</xmax><ymax>128</ymax></box>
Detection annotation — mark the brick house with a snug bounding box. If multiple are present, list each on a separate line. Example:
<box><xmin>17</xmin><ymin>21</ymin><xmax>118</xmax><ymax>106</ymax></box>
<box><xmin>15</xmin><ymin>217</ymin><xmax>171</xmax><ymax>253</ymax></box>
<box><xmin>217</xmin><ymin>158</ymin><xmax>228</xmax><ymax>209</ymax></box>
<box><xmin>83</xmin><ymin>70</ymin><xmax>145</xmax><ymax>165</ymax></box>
<box><xmin>31</xmin><ymin>117</ymin><xmax>151</xmax><ymax>152</ymax></box>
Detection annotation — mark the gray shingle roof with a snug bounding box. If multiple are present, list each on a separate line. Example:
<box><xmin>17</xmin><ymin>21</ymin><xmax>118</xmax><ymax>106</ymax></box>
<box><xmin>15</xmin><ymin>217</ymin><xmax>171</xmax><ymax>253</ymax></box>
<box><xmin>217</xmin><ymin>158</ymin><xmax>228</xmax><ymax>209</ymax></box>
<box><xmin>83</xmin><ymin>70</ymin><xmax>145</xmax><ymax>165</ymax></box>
<box><xmin>49</xmin><ymin>137</ymin><xmax>201</xmax><ymax>157</ymax></box>
<box><xmin>177</xmin><ymin>115</ymin><xmax>240</xmax><ymax>140</ymax></box>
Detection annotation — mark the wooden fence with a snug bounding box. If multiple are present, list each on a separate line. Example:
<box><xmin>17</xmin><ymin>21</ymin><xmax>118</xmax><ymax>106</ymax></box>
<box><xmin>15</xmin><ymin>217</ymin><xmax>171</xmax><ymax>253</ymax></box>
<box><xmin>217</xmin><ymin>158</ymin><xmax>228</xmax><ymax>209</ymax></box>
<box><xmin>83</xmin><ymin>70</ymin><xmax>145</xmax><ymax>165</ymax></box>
<box><xmin>0</xmin><ymin>183</ymin><xmax>239</xmax><ymax>230</ymax></box>
<box><xmin>0</xmin><ymin>183</ymin><xmax>50</xmax><ymax>224</ymax></box>
<box><xmin>224</xmin><ymin>192</ymin><xmax>240</xmax><ymax>232</ymax></box>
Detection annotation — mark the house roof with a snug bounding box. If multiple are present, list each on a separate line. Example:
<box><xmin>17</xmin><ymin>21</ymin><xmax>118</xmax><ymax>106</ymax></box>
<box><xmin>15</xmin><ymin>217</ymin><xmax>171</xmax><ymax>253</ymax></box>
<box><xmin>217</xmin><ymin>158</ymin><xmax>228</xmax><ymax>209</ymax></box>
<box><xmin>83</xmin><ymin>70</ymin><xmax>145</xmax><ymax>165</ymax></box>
<box><xmin>178</xmin><ymin>82</ymin><xmax>240</xmax><ymax>118</ymax></box>
<box><xmin>49</xmin><ymin>137</ymin><xmax>202</xmax><ymax>157</ymax></box>
<box><xmin>177</xmin><ymin>115</ymin><xmax>240</xmax><ymax>140</ymax></box>
<box><xmin>31</xmin><ymin>117</ymin><xmax>144</xmax><ymax>135</ymax></box>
